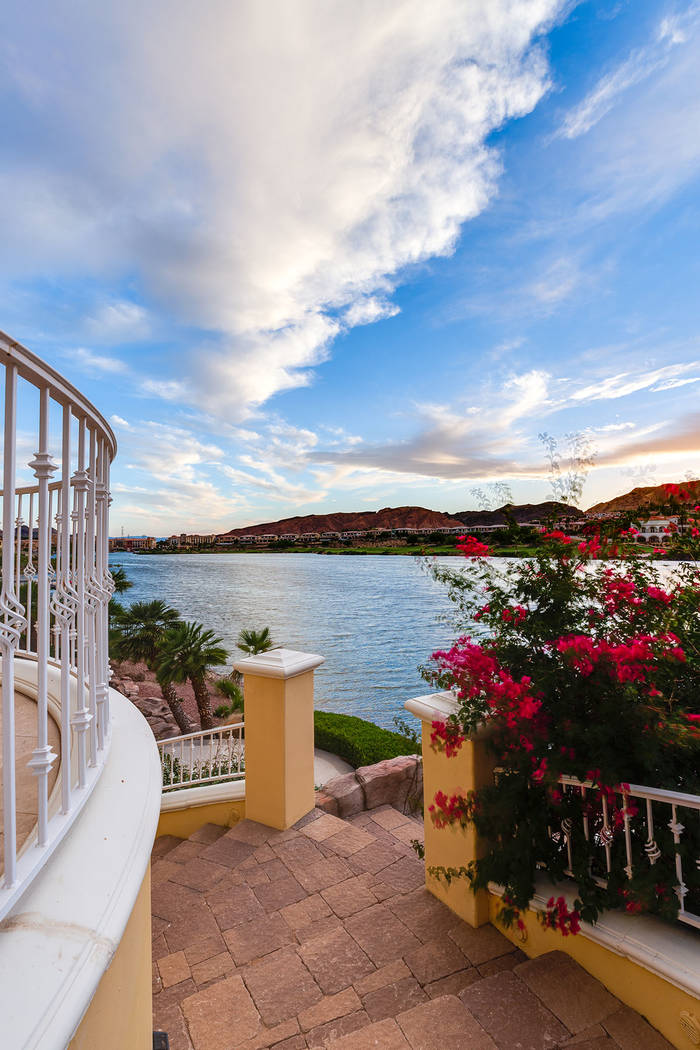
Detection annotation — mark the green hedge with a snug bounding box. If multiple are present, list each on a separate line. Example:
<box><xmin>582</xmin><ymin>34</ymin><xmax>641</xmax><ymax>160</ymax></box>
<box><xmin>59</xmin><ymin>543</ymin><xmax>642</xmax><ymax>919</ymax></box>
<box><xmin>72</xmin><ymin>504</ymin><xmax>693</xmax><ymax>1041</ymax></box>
<box><xmin>314</xmin><ymin>710</ymin><xmax>418</xmax><ymax>769</ymax></box>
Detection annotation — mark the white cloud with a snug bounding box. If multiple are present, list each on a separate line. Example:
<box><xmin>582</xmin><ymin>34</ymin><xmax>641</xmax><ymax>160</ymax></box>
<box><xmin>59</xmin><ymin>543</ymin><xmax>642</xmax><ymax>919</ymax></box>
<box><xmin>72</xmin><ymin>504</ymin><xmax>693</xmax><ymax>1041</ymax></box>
<box><xmin>110</xmin><ymin>414</ymin><xmax>131</xmax><ymax>428</ymax></box>
<box><xmin>84</xmin><ymin>300</ymin><xmax>150</xmax><ymax>342</ymax></box>
<box><xmin>570</xmin><ymin>360</ymin><xmax>700</xmax><ymax>403</ymax></box>
<box><xmin>69</xmin><ymin>346</ymin><xmax>127</xmax><ymax>374</ymax></box>
<box><xmin>1</xmin><ymin>0</ymin><xmax>564</xmax><ymax>417</ymax></box>
<box><xmin>557</xmin><ymin>9</ymin><xmax>692</xmax><ymax>140</ymax></box>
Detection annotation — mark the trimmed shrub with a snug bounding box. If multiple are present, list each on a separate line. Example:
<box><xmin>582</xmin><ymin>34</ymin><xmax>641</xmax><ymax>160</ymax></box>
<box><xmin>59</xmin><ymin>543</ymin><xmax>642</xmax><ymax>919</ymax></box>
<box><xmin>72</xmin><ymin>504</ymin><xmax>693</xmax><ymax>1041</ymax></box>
<box><xmin>314</xmin><ymin>710</ymin><xmax>418</xmax><ymax>768</ymax></box>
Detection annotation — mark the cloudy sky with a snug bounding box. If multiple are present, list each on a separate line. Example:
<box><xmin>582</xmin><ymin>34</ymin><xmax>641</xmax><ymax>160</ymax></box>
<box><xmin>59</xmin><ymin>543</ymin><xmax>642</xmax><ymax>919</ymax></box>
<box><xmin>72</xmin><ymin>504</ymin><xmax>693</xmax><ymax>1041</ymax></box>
<box><xmin>2</xmin><ymin>0</ymin><xmax>700</xmax><ymax>534</ymax></box>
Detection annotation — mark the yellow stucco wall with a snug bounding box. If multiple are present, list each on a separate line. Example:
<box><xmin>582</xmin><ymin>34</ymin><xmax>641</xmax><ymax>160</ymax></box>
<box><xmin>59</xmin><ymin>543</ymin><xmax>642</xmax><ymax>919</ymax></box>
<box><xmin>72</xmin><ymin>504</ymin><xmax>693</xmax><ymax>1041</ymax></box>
<box><xmin>421</xmin><ymin>722</ymin><xmax>493</xmax><ymax>927</ymax></box>
<box><xmin>69</xmin><ymin>865</ymin><xmax>153</xmax><ymax>1050</ymax></box>
<box><xmin>156</xmin><ymin>797</ymin><xmax>246</xmax><ymax>838</ymax></box>
<box><xmin>243</xmin><ymin>669</ymin><xmax>316</xmax><ymax>829</ymax></box>
<box><xmin>489</xmin><ymin>894</ymin><xmax>699</xmax><ymax>1050</ymax></box>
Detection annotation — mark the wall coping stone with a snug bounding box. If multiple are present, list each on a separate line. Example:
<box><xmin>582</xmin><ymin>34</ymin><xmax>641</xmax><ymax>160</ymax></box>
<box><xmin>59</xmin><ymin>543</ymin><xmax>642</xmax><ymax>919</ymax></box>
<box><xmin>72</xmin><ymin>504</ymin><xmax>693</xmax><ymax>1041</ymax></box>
<box><xmin>233</xmin><ymin>648</ymin><xmax>324</xmax><ymax>680</ymax></box>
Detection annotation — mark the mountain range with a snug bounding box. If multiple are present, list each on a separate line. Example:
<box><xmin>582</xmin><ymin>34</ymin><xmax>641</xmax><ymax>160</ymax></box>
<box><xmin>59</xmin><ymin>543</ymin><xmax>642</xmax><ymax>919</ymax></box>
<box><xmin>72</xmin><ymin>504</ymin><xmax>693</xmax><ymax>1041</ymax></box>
<box><xmin>586</xmin><ymin>480</ymin><xmax>700</xmax><ymax>516</ymax></box>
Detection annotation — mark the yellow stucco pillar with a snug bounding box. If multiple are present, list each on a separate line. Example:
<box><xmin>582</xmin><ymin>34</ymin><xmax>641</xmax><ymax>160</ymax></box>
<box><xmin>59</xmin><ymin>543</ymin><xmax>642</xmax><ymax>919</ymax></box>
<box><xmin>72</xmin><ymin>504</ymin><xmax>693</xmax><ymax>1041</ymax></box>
<box><xmin>407</xmin><ymin>692</ymin><xmax>494</xmax><ymax>928</ymax></box>
<box><xmin>234</xmin><ymin>648</ymin><xmax>324</xmax><ymax>830</ymax></box>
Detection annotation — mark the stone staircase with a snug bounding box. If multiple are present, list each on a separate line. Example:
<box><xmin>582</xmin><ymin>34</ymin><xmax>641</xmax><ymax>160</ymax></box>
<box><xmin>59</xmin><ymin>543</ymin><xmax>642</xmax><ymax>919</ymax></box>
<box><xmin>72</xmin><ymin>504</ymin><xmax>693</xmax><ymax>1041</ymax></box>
<box><xmin>151</xmin><ymin>807</ymin><xmax>674</xmax><ymax>1050</ymax></box>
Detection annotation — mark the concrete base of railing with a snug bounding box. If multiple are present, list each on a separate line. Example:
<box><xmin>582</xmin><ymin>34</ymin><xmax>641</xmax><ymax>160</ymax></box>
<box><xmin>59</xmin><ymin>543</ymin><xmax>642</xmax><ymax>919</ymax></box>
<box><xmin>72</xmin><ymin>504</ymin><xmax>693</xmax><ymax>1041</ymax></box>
<box><xmin>157</xmin><ymin>780</ymin><xmax>246</xmax><ymax>839</ymax></box>
<box><xmin>0</xmin><ymin>687</ymin><xmax>161</xmax><ymax>1050</ymax></box>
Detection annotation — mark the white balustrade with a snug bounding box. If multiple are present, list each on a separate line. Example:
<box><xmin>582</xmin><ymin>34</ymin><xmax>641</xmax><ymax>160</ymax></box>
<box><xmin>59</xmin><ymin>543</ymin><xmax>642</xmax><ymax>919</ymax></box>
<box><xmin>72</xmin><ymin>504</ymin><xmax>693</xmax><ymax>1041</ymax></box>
<box><xmin>158</xmin><ymin>723</ymin><xmax>245</xmax><ymax>791</ymax></box>
<box><xmin>0</xmin><ymin>330</ymin><xmax>116</xmax><ymax>920</ymax></box>
<box><xmin>553</xmin><ymin>775</ymin><xmax>700</xmax><ymax>930</ymax></box>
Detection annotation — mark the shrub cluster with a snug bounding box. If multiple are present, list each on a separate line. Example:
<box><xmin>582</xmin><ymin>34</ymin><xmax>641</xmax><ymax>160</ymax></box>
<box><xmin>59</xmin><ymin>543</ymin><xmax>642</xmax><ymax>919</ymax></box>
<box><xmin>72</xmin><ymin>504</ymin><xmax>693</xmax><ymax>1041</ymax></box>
<box><xmin>314</xmin><ymin>710</ymin><xmax>418</xmax><ymax>768</ymax></box>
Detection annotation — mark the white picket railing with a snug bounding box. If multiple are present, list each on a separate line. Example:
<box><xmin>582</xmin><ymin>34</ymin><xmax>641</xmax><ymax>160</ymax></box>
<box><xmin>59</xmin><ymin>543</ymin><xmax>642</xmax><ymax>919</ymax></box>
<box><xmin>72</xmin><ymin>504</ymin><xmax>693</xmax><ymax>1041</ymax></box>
<box><xmin>0</xmin><ymin>330</ymin><xmax>116</xmax><ymax>920</ymax></box>
<box><xmin>552</xmin><ymin>775</ymin><xmax>700</xmax><ymax>930</ymax></box>
<box><xmin>158</xmin><ymin>723</ymin><xmax>245</xmax><ymax>791</ymax></box>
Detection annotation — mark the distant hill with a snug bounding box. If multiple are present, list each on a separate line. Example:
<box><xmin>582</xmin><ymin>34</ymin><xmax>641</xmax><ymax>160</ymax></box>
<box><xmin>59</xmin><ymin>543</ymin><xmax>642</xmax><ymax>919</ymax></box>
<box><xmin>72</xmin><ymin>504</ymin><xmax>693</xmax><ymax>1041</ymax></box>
<box><xmin>586</xmin><ymin>480</ymin><xmax>700</xmax><ymax>517</ymax></box>
<box><xmin>223</xmin><ymin>506</ymin><xmax>466</xmax><ymax>537</ymax></box>
<box><xmin>452</xmin><ymin>501</ymin><xmax>581</xmax><ymax>527</ymax></box>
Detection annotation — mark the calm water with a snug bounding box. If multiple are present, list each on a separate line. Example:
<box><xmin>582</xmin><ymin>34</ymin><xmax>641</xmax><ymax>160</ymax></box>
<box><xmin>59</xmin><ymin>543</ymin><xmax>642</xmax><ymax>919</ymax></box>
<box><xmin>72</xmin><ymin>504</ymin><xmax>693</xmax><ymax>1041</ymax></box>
<box><xmin>109</xmin><ymin>552</ymin><xmax>462</xmax><ymax>728</ymax></box>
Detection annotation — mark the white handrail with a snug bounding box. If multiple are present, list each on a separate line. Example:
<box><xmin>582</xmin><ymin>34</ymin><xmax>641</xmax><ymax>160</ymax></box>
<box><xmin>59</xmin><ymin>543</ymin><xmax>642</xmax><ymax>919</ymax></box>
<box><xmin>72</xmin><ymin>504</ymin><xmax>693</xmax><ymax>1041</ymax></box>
<box><xmin>158</xmin><ymin>722</ymin><xmax>245</xmax><ymax>791</ymax></box>
<box><xmin>0</xmin><ymin>333</ymin><xmax>115</xmax><ymax>921</ymax></box>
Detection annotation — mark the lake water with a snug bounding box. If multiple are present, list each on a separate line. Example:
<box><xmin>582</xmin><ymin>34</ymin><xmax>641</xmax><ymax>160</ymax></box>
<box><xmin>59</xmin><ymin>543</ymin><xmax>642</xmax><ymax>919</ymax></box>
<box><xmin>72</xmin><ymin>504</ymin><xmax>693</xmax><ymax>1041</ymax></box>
<box><xmin>109</xmin><ymin>552</ymin><xmax>463</xmax><ymax>729</ymax></box>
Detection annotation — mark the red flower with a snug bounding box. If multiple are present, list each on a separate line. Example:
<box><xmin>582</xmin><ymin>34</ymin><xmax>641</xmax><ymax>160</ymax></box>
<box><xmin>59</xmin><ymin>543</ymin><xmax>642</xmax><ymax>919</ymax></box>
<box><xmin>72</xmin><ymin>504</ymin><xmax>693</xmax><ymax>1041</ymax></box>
<box><xmin>457</xmin><ymin>535</ymin><xmax>490</xmax><ymax>557</ymax></box>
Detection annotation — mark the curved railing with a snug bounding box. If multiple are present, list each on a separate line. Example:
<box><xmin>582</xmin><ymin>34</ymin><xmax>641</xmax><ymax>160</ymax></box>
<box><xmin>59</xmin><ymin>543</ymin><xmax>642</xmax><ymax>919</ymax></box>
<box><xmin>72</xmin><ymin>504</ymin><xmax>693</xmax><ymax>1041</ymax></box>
<box><xmin>0</xmin><ymin>330</ymin><xmax>116</xmax><ymax>920</ymax></box>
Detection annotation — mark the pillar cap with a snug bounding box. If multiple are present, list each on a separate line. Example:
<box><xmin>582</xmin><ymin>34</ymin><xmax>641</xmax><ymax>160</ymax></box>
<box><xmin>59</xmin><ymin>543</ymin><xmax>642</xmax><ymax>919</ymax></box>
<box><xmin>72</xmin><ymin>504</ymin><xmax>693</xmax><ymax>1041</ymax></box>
<box><xmin>233</xmin><ymin>647</ymin><xmax>324</xmax><ymax>680</ymax></box>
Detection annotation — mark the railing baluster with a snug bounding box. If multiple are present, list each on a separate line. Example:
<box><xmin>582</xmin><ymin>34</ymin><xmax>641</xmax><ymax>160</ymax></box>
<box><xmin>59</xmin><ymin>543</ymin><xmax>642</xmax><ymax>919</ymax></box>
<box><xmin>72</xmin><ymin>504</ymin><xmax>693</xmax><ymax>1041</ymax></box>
<box><xmin>58</xmin><ymin>404</ymin><xmax>73</xmax><ymax>813</ymax></box>
<box><xmin>622</xmin><ymin>789</ymin><xmax>633</xmax><ymax>879</ymax></box>
<box><xmin>27</xmin><ymin>387</ymin><xmax>58</xmax><ymax>846</ymax></box>
<box><xmin>669</xmin><ymin>805</ymin><xmax>687</xmax><ymax>913</ymax></box>
<box><xmin>1</xmin><ymin>363</ymin><xmax>22</xmax><ymax>887</ymax></box>
<box><xmin>71</xmin><ymin>418</ymin><xmax>91</xmax><ymax>788</ymax></box>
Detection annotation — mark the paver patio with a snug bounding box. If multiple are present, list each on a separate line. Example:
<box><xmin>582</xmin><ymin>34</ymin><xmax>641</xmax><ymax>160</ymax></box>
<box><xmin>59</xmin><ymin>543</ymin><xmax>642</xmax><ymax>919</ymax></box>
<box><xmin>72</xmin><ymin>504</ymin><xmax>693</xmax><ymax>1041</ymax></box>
<box><xmin>151</xmin><ymin>806</ymin><xmax>673</xmax><ymax>1049</ymax></box>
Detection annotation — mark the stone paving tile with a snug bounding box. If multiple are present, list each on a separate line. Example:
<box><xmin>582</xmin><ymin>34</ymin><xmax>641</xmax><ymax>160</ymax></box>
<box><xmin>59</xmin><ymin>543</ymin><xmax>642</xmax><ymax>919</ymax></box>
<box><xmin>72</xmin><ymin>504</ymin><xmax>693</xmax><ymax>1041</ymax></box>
<box><xmin>375</xmin><ymin>855</ymin><xmax>427</xmax><ymax>894</ymax></box>
<box><xmin>165</xmin><ymin>908</ymin><xmax>223</xmax><ymax>953</ymax></box>
<box><xmin>183</xmin><ymin>932</ymin><xmax>228</xmax><ymax>966</ymax></box>
<box><xmin>244</xmin><ymin>865</ymin><xmax>271</xmax><ymax>888</ymax></box>
<box><xmin>389</xmin><ymin>822</ymin><xmax>424</xmax><ymax>847</ymax></box>
<box><xmin>254</xmin><ymin>874</ymin><xmax>307</xmax><ymax>912</ymax></box>
<box><xmin>280</xmin><ymin>894</ymin><xmax>332</xmax><ymax>930</ymax></box>
<box><xmin>169</xmin><ymin>857</ymin><xmax>231</xmax><ymax>893</ymax></box>
<box><xmin>153</xmin><ymin>1002</ymin><xmax>193</xmax><ymax>1050</ymax></box>
<box><xmin>152</xmin><ymin>858</ymin><xmax>182</xmax><ymax>886</ymax></box>
<box><xmin>447</xmin><ymin>920</ymin><xmax>515</xmax><ymax>966</ymax></box>
<box><xmin>566</xmin><ymin>1040</ymin><xmax>618</xmax><ymax>1050</ymax></box>
<box><xmin>188</xmin><ymin>822</ymin><xmax>229</xmax><ymax>844</ymax></box>
<box><xmin>168</xmin><ymin>839</ymin><xmax>205</xmax><ymax>865</ymax></box>
<box><xmin>460</xmin><ymin>970</ymin><xmax>569</xmax><ymax>1050</ymax></box>
<box><xmin>227</xmin><ymin>819</ymin><xmax>278</xmax><ymax>847</ymax></box>
<box><xmin>368</xmin><ymin>806</ymin><xmax>411</xmax><ymax>831</ymax></box>
<box><xmin>243</xmin><ymin>947</ymin><xmax>323</xmax><ymax>1026</ymax></box>
<box><xmin>190</xmin><ymin>950</ymin><xmax>236</xmax><ymax>987</ymax></box>
<box><xmin>424</xmin><ymin>967</ymin><xmax>481</xmax><ymax>999</ymax></box>
<box><xmin>274</xmin><ymin>1036</ymin><xmax>307</xmax><ymax>1049</ymax></box>
<box><xmin>346</xmin><ymin>841</ymin><xmax>403</xmax><ymax>875</ymax></box>
<box><xmin>236</xmin><ymin>1018</ymin><xmax>301</xmax><ymax>1050</ymax></box>
<box><xmin>293</xmin><ymin>855</ymin><xmax>354</xmax><ymax>895</ymax></box>
<box><xmin>602</xmin><ymin>1005</ymin><xmax>674</xmax><ymax>1049</ymax></box>
<box><xmin>158</xmin><ymin>950</ymin><xmax>192</xmax><ymax>988</ymax></box>
<box><xmin>403</xmin><ymin>936</ymin><xmax>469</xmax><ymax>985</ymax></box>
<box><xmin>224</xmin><ymin>913</ymin><xmax>296</xmax><ymax>965</ymax></box>
<box><xmin>361</xmin><ymin>976</ymin><xmax>428</xmax><ymax>1022</ymax></box>
<box><xmin>387</xmin><ymin>888</ymin><xmax>460</xmax><ymax>943</ymax></box>
<box><xmin>152</xmin><ymin>834</ymin><xmax>184</xmax><ymax>862</ymax></box>
<box><xmin>200</xmin><ymin>834</ymin><xmax>257</xmax><ymax>869</ymax></box>
<box><xmin>294</xmin><ymin>914</ymin><xmax>344</xmax><ymax>945</ymax></box>
<box><xmin>301</xmin><ymin>813</ymin><xmax>349</xmax><ymax>841</ymax></box>
<box><xmin>298</xmin><ymin>986</ymin><xmax>362</xmax><ymax>1032</ymax></box>
<box><xmin>261</xmin><ymin>857</ymin><xmax>291</xmax><ymax>880</ymax></box>
<box><xmin>253</xmin><ymin>843</ymin><xmax>276</xmax><ymax>863</ymax></box>
<box><xmin>273</xmin><ymin>836</ymin><xmax>325</xmax><ymax>867</ymax></box>
<box><xmin>325</xmin><ymin>1016</ymin><xmax>411</xmax><ymax>1049</ymax></box>
<box><xmin>152</xmin><ymin>932</ymin><xmax>169</xmax><ymax>960</ymax></box>
<box><xmin>353</xmin><ymin>959</ymin><xmax>411</xmax><ymax>997</ymax></box>
<box><xmin>477</xmin><ymin>948</ymin><xmax>527</xmax><ymax>977</ymax></box>
<box><xmin>323</xmin><ymin>826</ymin><xmax>378</xmax><ymax>857</ymax></box>
<box><xmin>294</xmin><ymin>809</ymin><xmax>323</xmax><ymax>830</ymax></box>
<box><xmin>321</xmin><ymin>874</ymin><xmax>379</xmax><ymax>918</ymax></box>
<box><xmin>562</xmin><ymin>1026</ymin><xmax>608</xmax><ymax>1045</ymax></box>
<box><xmin>298</xmin><ymin>926</ymin><xmax>375</xmax><ymax>994</ymax></box>
<box><xmin>515</xmin><ymin>951</ymin><xmax>619</xmax><ymax>1034</ymax></box>
<box><xmin>345</xmin><ymin>903</ymin><xmax>421</xmax><ymax>966</ymax></box>
<box><xmin>397</xmin><ymin>994</ymin><xmax>498</xmax><ymax>1050</ymax></box>
<box><xmin>181</xmin><ymin>973</ymin><xmax>262</xmax><ymax>1049</ymax></box>
<box><xmin>208</xmin><ymin>882</ymin><xmax>265</xmax><ymax>930</ymax></box>
<box><xmin>306</xmin><ymin>1009</ymin><xmax>372</xmax><ymax>1048</ymax></box>
<box><xmin>152</xmin><ymin>878</ymin><xmax>204</xmax><ymax>923</ymax></box>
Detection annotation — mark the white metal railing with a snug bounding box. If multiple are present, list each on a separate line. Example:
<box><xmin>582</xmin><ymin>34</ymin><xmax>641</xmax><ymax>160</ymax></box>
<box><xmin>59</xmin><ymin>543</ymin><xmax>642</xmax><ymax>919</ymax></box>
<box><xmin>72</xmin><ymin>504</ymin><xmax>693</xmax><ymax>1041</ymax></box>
<box><xmin>0</xmin><ymin>330</ymin><xmax>116</xmax><ymax>920</ymax></box>
<box><xmin>158</xmin><ymin>723</ymin><xmax>245</xmax><ymax>791</ymax></box>
<box><xmin>551</xmin><ymin>775</ymin><xmax>700</xmax><ymax>930</ymax></box>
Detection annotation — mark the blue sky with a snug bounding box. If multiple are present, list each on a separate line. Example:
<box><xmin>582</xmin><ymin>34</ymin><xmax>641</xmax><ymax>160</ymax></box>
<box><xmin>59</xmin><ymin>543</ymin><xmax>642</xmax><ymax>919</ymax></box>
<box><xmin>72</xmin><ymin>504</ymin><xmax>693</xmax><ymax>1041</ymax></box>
<box><xmin>2</xmin><ymin>0</ymin><xmax>700</xmax><ymax>535</ymax></box>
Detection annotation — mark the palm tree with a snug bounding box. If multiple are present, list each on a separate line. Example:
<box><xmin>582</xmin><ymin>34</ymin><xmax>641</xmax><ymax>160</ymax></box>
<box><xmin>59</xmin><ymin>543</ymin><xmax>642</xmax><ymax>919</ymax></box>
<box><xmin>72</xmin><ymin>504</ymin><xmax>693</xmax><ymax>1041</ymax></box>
<box><xmin>157</xmin><ymin>622</ymin><xmax>228</xmax><ymax>730</ymax></box>
<box><xmin>236</xmin><ymin>626</ymin><xmax>274</xmax><ymax>655</ymax></box>
<box><xmin>111</xmin><ymin>600</ymin><xmax>192</xmax><ymax>735</ymax></box>
<box><xmin>110</xmin><ymin>565</ymin><xmax>132</xmax><ymax>595</ymax></box>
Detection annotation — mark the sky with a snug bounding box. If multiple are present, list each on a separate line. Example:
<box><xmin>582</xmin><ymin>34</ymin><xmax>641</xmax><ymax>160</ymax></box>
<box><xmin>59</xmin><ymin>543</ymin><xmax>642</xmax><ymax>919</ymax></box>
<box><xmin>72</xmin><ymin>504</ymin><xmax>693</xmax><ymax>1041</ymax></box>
<box><xmin>2</xmin><ymin>0</ymin><xmax>700</xmax><ymax>535</ymax></box>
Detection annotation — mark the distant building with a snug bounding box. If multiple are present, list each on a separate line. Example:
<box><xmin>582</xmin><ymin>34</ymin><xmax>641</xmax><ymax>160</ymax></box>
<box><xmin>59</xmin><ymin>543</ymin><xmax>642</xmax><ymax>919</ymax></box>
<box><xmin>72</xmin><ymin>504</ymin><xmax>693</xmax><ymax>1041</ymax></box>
<box><xmin>109</xmin><ymin>536</ymin><xmax>156</xmax><ymax>552</ymax></box>
<box><xmin>633</xmin><ymin>515</ymin><xmax>686</xmax><ymax>544</ymax></box>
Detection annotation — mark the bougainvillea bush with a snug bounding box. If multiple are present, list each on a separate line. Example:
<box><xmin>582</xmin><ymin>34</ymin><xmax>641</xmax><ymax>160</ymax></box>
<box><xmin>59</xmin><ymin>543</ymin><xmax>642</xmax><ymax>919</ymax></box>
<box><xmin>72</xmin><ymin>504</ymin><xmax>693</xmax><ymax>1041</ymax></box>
<box><xmin>423</xmin><ymin>491</ymin><xmax>700</xmax><ymax>934</ymax></box>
